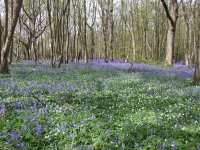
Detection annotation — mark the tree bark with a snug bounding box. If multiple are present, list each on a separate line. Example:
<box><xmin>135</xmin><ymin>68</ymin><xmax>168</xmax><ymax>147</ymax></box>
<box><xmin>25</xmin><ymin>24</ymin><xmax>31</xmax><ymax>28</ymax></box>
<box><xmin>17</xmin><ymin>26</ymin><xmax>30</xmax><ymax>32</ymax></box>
<box><xmin>0</xmin><ymin>15</ymin><xmax>2</xmax><ymax>64</ymax></box>
<box><xmin>1</xmin><ymin>0</ymin><xmax>23</xmax><ymax>74</ymax></box>
<box><xmin>161</xmin><ymin>0</ymin><xmax>178</xmax><ymax>67</ymax></box>
<box><xmin>193</xmin><ymin>4</ymin><xmax>200</xmax><ymax>83</ymax></box>
<box><xmin>193</xmin><ymin>43</ymin><xmax>200</xmax><ymax>82</ymax></box>
<box><xmin>3</xmin><ymin>0</ymin><xmax>9</xmax><ymax>44</ymax></box>
<box><xmin>83</xmin><ymin>0</ymin><xmax>88</xmax><ymax>64</ymax></box>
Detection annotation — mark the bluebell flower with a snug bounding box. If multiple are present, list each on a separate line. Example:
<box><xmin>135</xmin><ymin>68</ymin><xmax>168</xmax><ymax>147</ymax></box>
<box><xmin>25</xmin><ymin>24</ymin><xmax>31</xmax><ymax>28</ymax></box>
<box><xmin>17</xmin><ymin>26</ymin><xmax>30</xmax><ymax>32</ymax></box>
<box><xmin>16</xmin><ymin>141</ymin><xmax>26</xmax><ymax>148</ymax></box>
<box><xmin>6</xmin><ymin>139</ymin><xmax>11</xmax><ymax>144</ymax></box>
<box><xmin>42</xmin><ymin>107</ymin><xmax>48</xmax><ymax>114</ymax></box>
<box><xmin>11</xmin><ymin>130</ymin><xmax>20</xmax><ymax>141</ymax></box>
<box><xmin>12</xmin><ymin>85</ymin><xmax>20</xmax><ymax>95</ymax></box>
<box><xmin>0</xmin><ymin>130</ymin><xmax>8</xmax><ymax>139</ymax></box>
<box><xmin>36</xmin><ymin>124</ymin><xmax>43</xmax><ymax>135</ymax></box>
<box><xmin>135</xmin><ymin>143</ymin><xmax>139</xmax><ymax>148</ymax></box>
<box><xmin>71</xmin><ymin>133</ymin><xmax>76</xmax><ymax>140</ymax></box>
<box><xmin>61</xmin><ymin>122</ymin><xmax>66</xmax><ymax>132</ymax></box>
<box><xmin>72</xmin><ymin>121</ymin><xmax>77</xmax><ymax>128</ymax></box>
<box><xmin>17</xmin><ymin>102</ymin><xmax>22</xmax><ymax>109</ymax></box>
<box><xmin>1</xmin><ymin>103</ymin><xmax>6</xmax><ymax>116</ymax></box>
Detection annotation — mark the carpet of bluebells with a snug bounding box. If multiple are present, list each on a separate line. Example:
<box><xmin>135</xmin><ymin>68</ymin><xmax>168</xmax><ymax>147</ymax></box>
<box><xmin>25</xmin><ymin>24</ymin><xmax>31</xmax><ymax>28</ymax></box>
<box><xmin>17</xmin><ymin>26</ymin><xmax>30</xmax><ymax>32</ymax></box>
<box><xmin>0</xmin><ymin>59</ymin><xmax>200</xmax><ymax>150</ymax></box>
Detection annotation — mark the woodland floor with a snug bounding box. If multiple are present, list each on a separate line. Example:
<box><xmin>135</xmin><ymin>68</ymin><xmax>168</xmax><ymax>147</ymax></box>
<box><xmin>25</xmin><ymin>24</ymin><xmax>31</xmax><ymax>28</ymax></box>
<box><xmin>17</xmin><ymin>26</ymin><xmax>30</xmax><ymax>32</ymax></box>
<box><xmin>0</xmin><ymin>60</ymin><xmax>199</xmax><ymax>149</ymax></box>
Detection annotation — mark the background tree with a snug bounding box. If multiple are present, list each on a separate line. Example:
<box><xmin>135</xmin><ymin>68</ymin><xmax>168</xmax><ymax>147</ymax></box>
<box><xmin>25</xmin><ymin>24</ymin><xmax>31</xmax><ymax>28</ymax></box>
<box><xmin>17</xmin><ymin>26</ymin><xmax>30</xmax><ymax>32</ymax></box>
<box><xmin>0</xmin><ymin>0</ymin><xmax>200</xmax><ymax>83</ymax></box>
<box><xmin>193</xmin><ymin>0</ymin><xmax>200</xmax><ymax>82</ymax></box>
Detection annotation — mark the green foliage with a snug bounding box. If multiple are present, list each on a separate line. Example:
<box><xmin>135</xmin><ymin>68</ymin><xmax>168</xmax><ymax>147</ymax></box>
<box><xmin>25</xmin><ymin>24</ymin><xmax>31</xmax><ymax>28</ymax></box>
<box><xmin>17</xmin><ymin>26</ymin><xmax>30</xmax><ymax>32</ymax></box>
<box><xmin>0</xmin><ymin>63</ymin><xmax>199</xmax><ymax>149</ymax></box>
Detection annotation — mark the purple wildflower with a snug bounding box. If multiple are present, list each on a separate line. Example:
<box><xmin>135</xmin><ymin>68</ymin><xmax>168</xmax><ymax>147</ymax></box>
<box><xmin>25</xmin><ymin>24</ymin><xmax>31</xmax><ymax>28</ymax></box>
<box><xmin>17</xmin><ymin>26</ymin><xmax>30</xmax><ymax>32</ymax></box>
<box><xmin>61</xmin><ymin>122</ymin><xmax>66</xmax><ymax>132</ymax></box>
<box><xmin>16</xmin><ymin>142</ymin><xmax>26</xmax><ymax>148</ymax></box>
<box><xmin>71</xmin><ymin>133</ymin><xmax>76</xmax><ymax>140</ymax></box>
<box><xmin>1</xmin><ymin>103</ymin><xmax>6</xmax><ymax>116</ymax></box>
<box><xmin>34</xmin><ymin>101</ymin><xmax>37</xmax><ymax>109</ymax></box>
<box><xmin>11</xmin><ymin>130</ymin><xmax>20</xmax><ymax>141</ymax></box>
<box><xmin>135</xmin><ymin>143</ymin><xmax>139</xmax><ymax>148</ymax></box>
<box><xmin>36</xmin><ymin>124</ymin><xmax>43</xmax><ymax>135</ymax></box>
<box><xmin>72</xmin><ymin>121</ymin><xmax>77</xmax><ymax>128</ymax></box>
<box><xmin>17</xmin><ymin>102</ymin><xmax>22</xmax><ymax>109</ymax></box>
<box><xmin>42</xmin><ymin>107</ymin><xmax>48</xmax><ymax>114</ymax></box>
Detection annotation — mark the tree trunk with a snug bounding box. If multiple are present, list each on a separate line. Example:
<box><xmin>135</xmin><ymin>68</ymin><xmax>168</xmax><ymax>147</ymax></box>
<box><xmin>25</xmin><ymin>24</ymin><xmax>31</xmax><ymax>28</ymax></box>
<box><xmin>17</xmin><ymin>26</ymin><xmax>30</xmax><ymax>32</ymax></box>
<box><xmin>161</xmin><ymin>0</ymin><xmax>178</xmax><ymax>67</ymax></box>
<box><xmin>83</xmin><ymin>0</ymin><xmax>88</xmax><ymax>64</ymax></box>
<box><xmin>193</xmin><ymin>36</ymin><xmax>200</xmax><ymax>82</ymax></box>
<box><xmin>0</xmin><ymin>16</ymin><xmax>2</xmax><ymax>64</ymax></box>
<box><xmin>3</xmin><ymin>0</ymin><xmax>9</xmax><ymax>44</ymax></box>
<box><xmin>9</xmin><ymin>0</ymin><xmax>14</xmax><ymax>64</ymax></box>
<box><xmin>1</xmin><ymin>0</ymin><xmax>23</xmax><ymax>74</ymax></box>
<box><xmin>165</xmin><ymin>24</ymin><xmax>175</xmax><ymax>67</ymax></box>
<box><xmin>129</xmin><ymin>4</ymin><xmax>136</xmax><ymax>62</ymax></box>
<box><xmin>90</xmin><ymin>27</ymin><xmax>95</xmax><ymax>60</ymax></box>
<box><xmin>193</xmin><ymin>5</ymin><xmax>200</xmax><ymax>83</ymax></box>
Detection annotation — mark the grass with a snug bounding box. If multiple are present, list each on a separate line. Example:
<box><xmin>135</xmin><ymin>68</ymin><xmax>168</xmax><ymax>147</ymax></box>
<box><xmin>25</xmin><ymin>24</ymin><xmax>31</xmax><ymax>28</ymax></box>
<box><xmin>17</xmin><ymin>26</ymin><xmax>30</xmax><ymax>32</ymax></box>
<box><xmin>0</xmin><ymin>60</ymin><xmax>200</xmax><ymax>149</ymax></box>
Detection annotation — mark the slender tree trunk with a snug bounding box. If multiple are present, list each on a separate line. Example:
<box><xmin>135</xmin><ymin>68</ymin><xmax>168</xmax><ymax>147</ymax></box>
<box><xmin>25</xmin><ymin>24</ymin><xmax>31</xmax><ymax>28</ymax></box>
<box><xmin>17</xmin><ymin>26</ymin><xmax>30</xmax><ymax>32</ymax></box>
<box><xmin>109</xmin><ymin>0</ymin><xmax>114</xmax><ymax>61</ymax></box>
<box><xmin>129</xmin><ymin>5</ymin><xmax>136</xmax><ymax>62</ymax></box>
<box><xmin>47</xmin><ymin>0</ymin><xmax>56</xmax><ymax>67</ymax></box>
<box><xmin>9</xmin><ymin>0</ymin><xmax>14</xmax><ymax>64</ymax></box>
<box><xmin>90</xmin><ymin>27</ymin><xmax>95</xmax><ymax>60</ymax></box>
<box><xmin>193</xmin><ymin>36</ymin><xmax>200</xmax><ymax>82</ymax></box>
<box><xmin>99</xmin><ymin>1</ymin><xmax>109</xmax><ymax>63</ymax></box>
<box><xmin>83</xmin><ymin>0</ymin><xmax>88</xmax><ymax>63</ymax></box>
<box><xmin>0</xmin><ymin>15</ymin><xmax>2</xmax><ymax>64</ymax></box>
<box><xmin>64</xmin><ymin>0</ymin><xmax>71</xmax><ymax>64</ymax></box>
<box><xmin>3</xmin><ymin>0</ymin><xmax>9</xmax><ymax>44</ymax></box>
<box><xmin>193</xmin><ymin>4</ymin><xmax>200</xmax><ymax>83</ymax></box>
<box><xmin>72</xmin><ymin>15</ymin><xmax>76</xmax><ymax>62</ymax></box>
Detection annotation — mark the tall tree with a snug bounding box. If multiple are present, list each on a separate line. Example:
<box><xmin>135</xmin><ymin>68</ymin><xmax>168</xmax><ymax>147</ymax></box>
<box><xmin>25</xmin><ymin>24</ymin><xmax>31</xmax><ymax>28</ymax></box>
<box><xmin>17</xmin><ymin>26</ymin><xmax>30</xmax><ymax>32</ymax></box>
<box><xmin>109</xmin><ymin>0</ymin><xmax>114</xmax><ymax>61</ymax></box>
<box><xmin>193</xmin><ymin>1</ymin><xmax>200</xmax><ymax>82</ymax></box>
<box><xmin>161</xmin><ymin>0</ymin><xmax>178</xmax><ymax>67</ymax></box>
<box><xmin>98</xmin><ymin>0</ymin><xmax>110</xmax><ymax>63</ymax></box>
<box><xmin>83</xmin><ymin>0</ymin><xmax>88</xmax><ymax>63</ymax></box>
<box><xmin>128</xmin><ymin>0</ymin><xmax>136</xmax><ymax>62</ymax></box>
<box><xmin>87</xmin><ymin>0</ymin><xmax>97</xmax><ymax>60</ymax></box>
<box><xmin>0</xmin><ymin>15</ymin><xmax>2</xmax><ymax>64</ymax></box>
<box><xmin>9</xmin><ymin>0</ymin><xmax>14</xmax><ymax>64</ymax></box>
<box><xmin>0</xmin><ymin>0</ymin><xmax>23</xmax><ymax>74</ymax></box>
